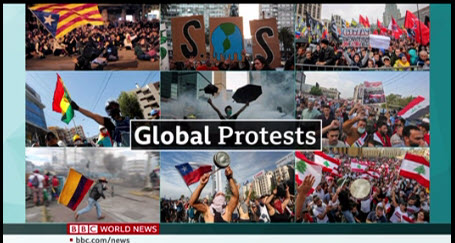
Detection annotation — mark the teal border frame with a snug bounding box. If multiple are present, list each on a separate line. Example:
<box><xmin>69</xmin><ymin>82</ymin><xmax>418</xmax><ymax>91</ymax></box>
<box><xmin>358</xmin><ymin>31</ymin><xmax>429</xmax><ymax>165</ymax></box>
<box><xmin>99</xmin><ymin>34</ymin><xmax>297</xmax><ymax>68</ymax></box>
<box><xmin>2</xmin><ymin>3</ymin><xmax>451</xmax><ymax>234</ymax></box>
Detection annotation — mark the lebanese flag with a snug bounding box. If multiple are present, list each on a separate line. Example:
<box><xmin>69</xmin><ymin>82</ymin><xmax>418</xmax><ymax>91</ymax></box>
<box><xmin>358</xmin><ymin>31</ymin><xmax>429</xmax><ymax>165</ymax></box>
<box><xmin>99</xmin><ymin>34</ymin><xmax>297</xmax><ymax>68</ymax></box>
<box><xmin>314</xmin><ymin>151</ymin><xmax>340</xmax><ymax>173</ymax></box>
<box><xmin>359</xmin><ymin>15</ymin><xmax>367</xmax><ymax>27</ymax></box>
<box><xmin>351</xmin><ymin>160</ymin><xmax>368</xmax><ymax>173</ymax></box>
<box><xmin>388</xmin><ymin>17</ymin><xmax>403</xmax><ymax>39</ymax></box>
<box><xmin>367</xmin><ymin>169</ymin><xmax>380</xmax><ymax>179</ymax></box>
<box><xmin>404</xmin><ymin>10</ymin><xmax>430</xmax><ymax>45</ymax></box>
<box><xmin>402</xmin><ymin>214</ymin><xmax>415</xmax><ymax>223</ymax></box>
<box><xmin>399</xmin><ymin>153</ymin><xmax>430</xmax><ymax>188</ymax></box>
<box><xmin>175</xmin><ymin>162</ymin><xmax>213</xmax><ymax>186</ymax></box>
<box><xmin>295</xmin><ymin>152</ymin><xmax>322</xmax><ymax>195</ymax></box>
<box><xmin>397</xmin><ymin>96</ymin><xmax>429</xmax><ymax>120</ymax></box>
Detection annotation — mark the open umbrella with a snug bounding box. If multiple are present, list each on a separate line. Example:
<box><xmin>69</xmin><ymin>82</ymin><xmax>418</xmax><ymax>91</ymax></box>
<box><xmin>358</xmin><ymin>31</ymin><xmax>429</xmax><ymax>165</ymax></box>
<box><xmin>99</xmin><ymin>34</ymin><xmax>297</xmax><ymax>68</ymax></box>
<box><xmin>200</xmin><ymin>84</ymin><xmax>219</xmax><ymax>95</ymax></box>
<box><xmin>232</xmin><ymin>84</ymin><xmax>262</xmax><ymax>104</ymax></box>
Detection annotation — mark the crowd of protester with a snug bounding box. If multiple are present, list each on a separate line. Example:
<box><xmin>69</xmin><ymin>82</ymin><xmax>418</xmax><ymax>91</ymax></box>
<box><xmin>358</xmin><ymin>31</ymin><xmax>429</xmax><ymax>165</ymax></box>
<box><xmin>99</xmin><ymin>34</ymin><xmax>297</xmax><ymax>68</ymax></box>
<box><xmin>296</xmin><ymin>93</ymin><xmax>430</xmax><ymax>148</ymax></box>
<box><xmin>295</xmin><ymin>151</ymin><xmax>430</xmax><ymax>223</ymax></box>
<box><xmin>161</xmin><ymin>181</ymin><xmax>295</xmax><ymax>223</ymax></box>
<box><xmin>169</xmin><ymin>50</ymin><xmax>295</xmax><ymax>71</ymax></box>
<box><xmin>26</xmin><ymin>19</ymin><xmax>160</xmax><ymax>70</ymax></box>
<box><xmin>295</xmin><ymin>38</ymin><xmax>430</xmax><ymax>71</ymax></box>
<box><xmin>27</xmin><ymin>169</ymin><xmax>60</xmax><ymax>206</ymax></box>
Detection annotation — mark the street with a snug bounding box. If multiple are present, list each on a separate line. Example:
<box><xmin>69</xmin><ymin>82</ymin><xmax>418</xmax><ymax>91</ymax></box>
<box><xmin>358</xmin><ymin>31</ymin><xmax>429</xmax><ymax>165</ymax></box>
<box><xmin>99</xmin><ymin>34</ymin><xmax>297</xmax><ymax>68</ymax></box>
<box><xmin>26</xmin><ymin>184</ymin><xmax>160</xmax><ymax>223</ymax></box>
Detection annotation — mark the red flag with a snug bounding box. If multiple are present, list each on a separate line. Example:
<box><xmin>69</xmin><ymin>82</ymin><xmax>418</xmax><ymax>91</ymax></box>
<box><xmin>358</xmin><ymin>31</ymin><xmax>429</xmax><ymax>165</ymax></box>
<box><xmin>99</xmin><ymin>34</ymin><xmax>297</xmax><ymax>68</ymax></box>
<box><xmin>365</xmin><ymin>16</ymin><xmax>371</xmax><ymax>27</ymax></box>
<box><xmin>404</xmin><ymin>10</ymin><xmax>430</xmax><ymax>45</ymax></box>
<box><xmin>388</xmin><ymin>17</ymin><xmax>403</xmax><ymax>39</ymax></box>
<box><xmin>373</xmin><ymin>29</ymin><xmax>378</xmax><ymax>35</ymax></box>
<box><xmin>359</xmin><ymin>15</ymin><xmax>366</xmax><ymax>27</ymax></box>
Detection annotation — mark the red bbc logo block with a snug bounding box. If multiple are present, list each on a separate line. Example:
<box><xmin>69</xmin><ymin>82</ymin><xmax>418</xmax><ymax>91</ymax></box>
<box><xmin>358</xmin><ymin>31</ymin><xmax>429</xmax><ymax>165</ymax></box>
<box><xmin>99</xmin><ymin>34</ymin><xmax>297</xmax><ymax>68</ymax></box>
<box><xmin>68</xmin><ymin>224</ymin><xmax>98</xmax><ymax>234</ymax></box>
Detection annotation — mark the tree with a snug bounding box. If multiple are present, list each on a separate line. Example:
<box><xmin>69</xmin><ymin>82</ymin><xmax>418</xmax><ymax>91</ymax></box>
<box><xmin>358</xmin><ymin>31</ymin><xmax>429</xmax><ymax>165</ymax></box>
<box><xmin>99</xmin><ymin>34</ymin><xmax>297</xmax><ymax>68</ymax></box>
<box><xmin>310</xmin><ymin>86</ymin><xmax>323</xmax><ymax>96</ymax></box>
<box><xmin>117</xmin><ymin>91</ymin><xmax>144</xmax><ymax>119</ymax></box>
<box><xmin>278</xmin><ymin>27</ymin><xmax>294</xmax><ymax>59</ymax></box>
<box><xmin>382</xmin><ymin>94</ymin><xmax>415</xmax><ymax>110</ymax></box>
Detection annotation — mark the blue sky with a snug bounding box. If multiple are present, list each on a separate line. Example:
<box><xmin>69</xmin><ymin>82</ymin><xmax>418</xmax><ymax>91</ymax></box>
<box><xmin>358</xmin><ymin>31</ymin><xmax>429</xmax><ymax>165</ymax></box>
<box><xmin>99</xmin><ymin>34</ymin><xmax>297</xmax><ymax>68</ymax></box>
<box><xmin>27</xmin><ymin>71</ymin><xmax>160</xmax><ymax>137</ymax></box>
<box><xmin>303</xmin><ymin>71</ymin><xmax>429</xmax><ymax>99</ymax></box>
<box><xmin>160</xmin><ymin>151</ymin><xmax>292</xmax><ymax>199</ymax></box>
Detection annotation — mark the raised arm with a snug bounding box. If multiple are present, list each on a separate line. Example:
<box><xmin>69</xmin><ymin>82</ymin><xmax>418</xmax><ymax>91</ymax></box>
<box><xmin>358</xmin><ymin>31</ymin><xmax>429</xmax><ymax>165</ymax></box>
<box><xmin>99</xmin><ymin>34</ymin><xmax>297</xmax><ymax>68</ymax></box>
<box><xmin>295</xmin><ymin>175</ymin><xmax>316</xmax><ymax>221</ymax></box>
<box><xmin>281</xmin><ymin>185</ymin><xmax>291</xmax><ymax>212</ymax></box>
<box><xmin>343</xmin><ymin>50</ymin><xmax>353</xmax><ymax>65</ymax></box>
<box><xmin>225</xmin><ymin>167</ymin><xmax>239</xmax><ymax>217</ymax></box>
<box><xmin>188</xmin><ymin>173</ymin><xmax>210</xmax><ymax>214</ymax></box>
<box><xmin>71</xmin><ymin>101</ymin><xmax>105</xmax><ymax>125</ymax></box>
<box><xmin>207</xmin><ymin>98</ymin><xmax>225</xmax><ymax>119</ymax></box>
<box><xmin>361</xmin><ymin>50</ymin><xmax>370</xmax><ymax>66</ymax></box>
<box><xmin>233</xmin><ymin>101</ymin><xmax>249</xmax><ymax>118</ymax></box>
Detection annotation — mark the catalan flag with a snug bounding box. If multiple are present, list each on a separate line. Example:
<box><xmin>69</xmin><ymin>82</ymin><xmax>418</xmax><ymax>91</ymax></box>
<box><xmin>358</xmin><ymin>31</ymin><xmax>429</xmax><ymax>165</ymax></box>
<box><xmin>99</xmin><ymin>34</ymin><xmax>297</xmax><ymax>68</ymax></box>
<box><xmin>58</xmin><ymin>168</ymin><xmax>94</xmax><ymax>211</ymax></box>
<box><xmin>52</xmin><ymin>74</ymin><xmax>74</xmax><ymax>124</ymax></box>
<box><xmin>29</xmin><ymin>4</ymin><xmax>104</xmax><ymax>39</ymax></box>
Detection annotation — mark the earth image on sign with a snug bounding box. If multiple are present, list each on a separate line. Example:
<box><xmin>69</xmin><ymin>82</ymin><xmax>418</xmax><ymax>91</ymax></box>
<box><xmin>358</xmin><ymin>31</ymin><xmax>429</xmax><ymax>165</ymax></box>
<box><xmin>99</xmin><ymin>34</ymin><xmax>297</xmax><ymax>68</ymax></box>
<box><xmin>212</xmin><ymin>22</ymin><xmax>243</xmax><ymax>61</ymax></box>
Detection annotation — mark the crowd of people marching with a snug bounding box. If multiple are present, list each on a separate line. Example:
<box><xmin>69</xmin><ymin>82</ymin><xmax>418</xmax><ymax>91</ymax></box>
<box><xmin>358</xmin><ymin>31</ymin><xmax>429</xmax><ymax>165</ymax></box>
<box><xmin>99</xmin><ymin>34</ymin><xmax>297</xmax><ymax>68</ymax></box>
<box><xmin>296</xmin><ymin>93</ymin><xmax>430</xmax><ymax>148</ymax></box>
<box><xmin>169</xmin><ymin>51</ymin><xmax>295</xmax><ymax>71</ymax></box>
<box><xmin>295</xmin><ymin>38</ymin><xmax>429</xmax><ymax>71</ymax></box>
<box><xmin>26</xmin><ymin>19</ymin><xmax>160</xmax><ymax>70</ymax></box>
<box><xmin>295</xmin><ymin>151</ymin><xmax>430</xmax><ymax>223</ymax></box>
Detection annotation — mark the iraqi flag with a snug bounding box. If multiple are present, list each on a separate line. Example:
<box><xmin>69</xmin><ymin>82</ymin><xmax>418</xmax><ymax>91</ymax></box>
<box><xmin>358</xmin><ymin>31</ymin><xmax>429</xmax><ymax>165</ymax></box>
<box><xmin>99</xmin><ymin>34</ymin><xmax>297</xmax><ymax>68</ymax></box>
<box><xmin>397</xmin><ymin>96</ymin><xmax>429</xmax><ymax>120</ymax></box>
<box><xmin>314</xmin><ymin>151</ymin><xmax>340</xmax><ymax>173</ymax></box>
<box><xmin>175</xmin><ymin>162</ymin><xmax>213</xmax><ymax>186</ymax></box>
<box><xmin>399</xmin><ymin>153</ymin><xmax>430</xmax><ymax>188</ymax></box>
<box><xmin>295</xmin><ymin>152</ymin><xmax>322</xmax><ymax>194</ymax></box>
<box><xmin>351</xmin><ymin>160</ymin><xmax>368</xmax><ymax>173</ymax></box>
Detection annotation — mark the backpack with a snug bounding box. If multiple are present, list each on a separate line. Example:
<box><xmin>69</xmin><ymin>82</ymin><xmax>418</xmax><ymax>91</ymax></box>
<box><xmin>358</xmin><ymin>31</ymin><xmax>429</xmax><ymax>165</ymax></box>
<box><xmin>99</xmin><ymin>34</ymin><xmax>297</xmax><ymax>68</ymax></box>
<box><xmin>31</xmin><ymin>175</ymin><xmax>39</xmax><ymax>188</ymax></box>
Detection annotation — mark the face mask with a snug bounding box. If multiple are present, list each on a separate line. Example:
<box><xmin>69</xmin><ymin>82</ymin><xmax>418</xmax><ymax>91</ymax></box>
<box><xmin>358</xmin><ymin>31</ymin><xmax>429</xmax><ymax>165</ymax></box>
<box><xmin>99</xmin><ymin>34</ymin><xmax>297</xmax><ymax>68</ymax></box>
<box><xmin>410</xmin><ymin>143</ymin><xmax>420</xmax><ymax>147</ymax></box>
<box><xmin>226</xmin><ymin>110</ymin><xmax>232</xmax><ymax>116</ymax></box>
<box><xmin>109</xmin><ymin>108</ymin><xmax>120</xmax><ymax>118</ymax></box>
<box><xmin>357</xmin><ymin>127</ymin><xmax>365</xmax><ymax>134</ymax></box>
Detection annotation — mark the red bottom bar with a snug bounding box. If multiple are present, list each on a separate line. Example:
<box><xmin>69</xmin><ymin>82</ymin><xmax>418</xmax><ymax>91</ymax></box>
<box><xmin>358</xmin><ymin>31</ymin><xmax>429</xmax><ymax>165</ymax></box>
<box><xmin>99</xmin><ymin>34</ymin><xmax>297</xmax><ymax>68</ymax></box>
<box><xmin>67</xmin><ymin>223</ymin><xmax>159</xmax><ymax>235</ymax></box>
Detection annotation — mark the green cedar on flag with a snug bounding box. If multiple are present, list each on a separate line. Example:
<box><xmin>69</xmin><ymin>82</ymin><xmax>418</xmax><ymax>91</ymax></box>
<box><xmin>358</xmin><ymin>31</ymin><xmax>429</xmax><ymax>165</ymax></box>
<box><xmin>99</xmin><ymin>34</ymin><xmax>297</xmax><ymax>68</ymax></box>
<box><xmin>295</xmin><ymin>151</ymin><xmax>322</xmax><ymax>195</ymax></box>
<box><xmin>399</xmin><ymin>153</ymin><xmax>430</xmax><ymax>188</ymax></box>
<box><xmin>52</xmin><ymin>74</ymin><xmax>74</xmax><ymax>124</ymax></box>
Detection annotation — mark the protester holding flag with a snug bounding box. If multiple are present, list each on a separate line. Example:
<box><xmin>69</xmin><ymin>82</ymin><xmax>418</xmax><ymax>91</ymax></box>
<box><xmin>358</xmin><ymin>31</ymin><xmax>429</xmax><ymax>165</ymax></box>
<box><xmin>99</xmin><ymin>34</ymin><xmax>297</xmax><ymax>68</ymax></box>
<box><xmin>75</xmin><ymin>177</ymin><xmax>108</xmax><ymax>221</ymax></box>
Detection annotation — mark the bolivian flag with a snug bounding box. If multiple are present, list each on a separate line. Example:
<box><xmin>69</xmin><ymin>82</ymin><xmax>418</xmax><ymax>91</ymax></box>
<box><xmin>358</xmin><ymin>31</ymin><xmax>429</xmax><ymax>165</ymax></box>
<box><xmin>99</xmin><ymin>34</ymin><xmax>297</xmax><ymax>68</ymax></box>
<box><xmin>58</xmin><ymin>168</ymin><xmax>94</xmax><ymax>211</ymax></box>
<box><xmin>52</xmin><ymin>74</ymin><xmax>74</xmax><ymax>124</ymax></box>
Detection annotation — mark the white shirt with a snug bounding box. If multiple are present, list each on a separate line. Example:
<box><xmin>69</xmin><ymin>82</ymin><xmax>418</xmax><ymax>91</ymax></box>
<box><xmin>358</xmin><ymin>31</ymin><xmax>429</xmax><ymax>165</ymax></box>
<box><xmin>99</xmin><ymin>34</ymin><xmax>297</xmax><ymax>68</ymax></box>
<box><xmin>313</xmin><ymin>189</ymin><xmax>325</xmax><ymax>203</ymax></box>
<box><xmin>390</xmin><ymin>207</ymin><xmax>406</xmax><ymax>223</ymax></box>
<box><xmin>313</xmin><ymin>203</ymin><xmax>329</xmax><ymax>223</ymax></box>
<box><xmin>360</xmin><ymin>197</ymin><xmax>372</xmax><ymax>213</ymax></box>
<box><xmin>28</xmin><ymin>173</ymin><xmax>45</xmax><ymax>188</ymax></box>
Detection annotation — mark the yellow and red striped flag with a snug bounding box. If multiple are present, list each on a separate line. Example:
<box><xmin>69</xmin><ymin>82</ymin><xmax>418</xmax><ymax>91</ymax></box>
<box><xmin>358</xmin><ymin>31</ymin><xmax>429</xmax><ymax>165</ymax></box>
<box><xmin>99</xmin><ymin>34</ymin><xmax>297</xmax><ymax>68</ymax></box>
<box><xmin>58</xmin><ymin>168</ymin><xmax>94</xmax><ymax>211</ymax></box>
<box><xmin>29</xmin><ymin>4</ymin><xmax>104</xmax><ymax>39</ymax></box>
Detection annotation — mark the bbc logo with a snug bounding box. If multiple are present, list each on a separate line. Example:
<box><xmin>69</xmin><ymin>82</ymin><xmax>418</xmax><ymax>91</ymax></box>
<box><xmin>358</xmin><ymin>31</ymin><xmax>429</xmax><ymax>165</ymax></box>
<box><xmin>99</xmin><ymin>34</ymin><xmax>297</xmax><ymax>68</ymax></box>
<box><xmin>69</xmin><ymin>224</ymin><xmax>98</xmax><ymax>234</ymax></box>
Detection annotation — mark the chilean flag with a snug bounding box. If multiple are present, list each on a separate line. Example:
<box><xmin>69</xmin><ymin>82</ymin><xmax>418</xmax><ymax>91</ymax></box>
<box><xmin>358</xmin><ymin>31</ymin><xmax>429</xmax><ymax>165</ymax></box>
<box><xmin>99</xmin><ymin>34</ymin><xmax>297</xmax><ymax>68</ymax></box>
<box><xmin>175</xmin><ymin>162</ymin><xmax>213</xmax><ymax>186</ymax></box>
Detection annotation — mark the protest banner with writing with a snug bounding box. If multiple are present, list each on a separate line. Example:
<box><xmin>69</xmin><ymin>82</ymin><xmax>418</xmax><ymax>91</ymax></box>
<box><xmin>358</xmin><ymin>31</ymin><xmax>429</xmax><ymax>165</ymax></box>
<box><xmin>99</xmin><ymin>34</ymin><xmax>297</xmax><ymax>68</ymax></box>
<box><xmin>160</xmin><ymin>23</ymin><xmax>170</xmax><ymax>70</ymax></box>
<box><xmin>171</xmin><ymin>15</ymin><xmax>206</xmax><ymax>62</ymax></box>
<box><xmin>363</xmin><ymin>81</ymin><xmax>386</xmax><ymax>105</ymax></box>
<box><xmin>250</xmin><ymin>18</ymin><xmax>281</xmax><ymax>68</ymax></box>
<box><xmin>209</xmin><ymin>17</ymin><xmax>244</xmax><ymax>62</ymax></box>
<box><xmin>341</xmin><ymin>28</ymin><xmax>370</xmax><ymax>48</ymax></box>
<box><xmin>369</xmin><ymin>34</ymin><xmax>390</xmax><ymax>49</ymax></box>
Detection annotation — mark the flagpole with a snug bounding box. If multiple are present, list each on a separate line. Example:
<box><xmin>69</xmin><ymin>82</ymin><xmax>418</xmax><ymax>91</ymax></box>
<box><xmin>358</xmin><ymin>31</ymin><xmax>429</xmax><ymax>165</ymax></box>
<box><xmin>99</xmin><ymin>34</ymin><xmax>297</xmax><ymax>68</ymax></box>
<box><xmin>416</xmin><ymin>4</ymin><xmax>423</xmax><ymax>45</ymax></box>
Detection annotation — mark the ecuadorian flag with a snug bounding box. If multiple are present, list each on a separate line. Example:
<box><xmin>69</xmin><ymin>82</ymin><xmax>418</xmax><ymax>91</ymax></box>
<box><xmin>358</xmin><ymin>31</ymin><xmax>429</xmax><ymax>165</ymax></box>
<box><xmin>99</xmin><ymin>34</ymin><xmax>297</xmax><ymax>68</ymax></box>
<box><xmin>58</xmin><ymin>168</ymin><xmax>94</xmax><ymax>211</ymax></box>
<box><xmin>52</xmin><ymin>74</ymin><xmax>74</xmax><ymax>124</ymax></box>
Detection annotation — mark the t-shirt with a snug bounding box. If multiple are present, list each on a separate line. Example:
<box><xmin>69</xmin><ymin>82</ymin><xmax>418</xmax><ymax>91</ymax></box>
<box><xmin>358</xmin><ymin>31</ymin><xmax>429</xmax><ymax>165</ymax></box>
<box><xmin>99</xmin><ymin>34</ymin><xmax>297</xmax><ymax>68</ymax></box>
<box><xmin>258</xmin><ymin>204</ymin><xmax>270</xmax><ymax>223</ymax></box>
<box><xmin>218</xmin><ymin>113</ymin><xmax>239</xmax><ymax>120</ymax></box>
<box><xmin>406</xmin><ymin>205</ymin><xmax>420</xmax><ymax>216</ymax></box>
<box><xmin>367</xmin><ymin>211</ymin><xmax>387</xmax><ymax>223</ymax></box>
<box><xmin>312</xmin><ymin>204</ymin><xmax>329</xmax><ymax>223</ymax></box>
<box><xmin>360</xmin><ymin>197</ymin><xmax>372</xmax><ymax>213</ymax></box>
<box><xmin>322</xmin><ymin>138</ymin><xmax>348</xmax><ymax>147</ymax></box>
<box><xmin>301</xmin><ymin>108</ymin><xmax>321</xmax><ymax>119</ymax></box>
<box><xmin>338</xmin><ymin>190</ymin><xmax>351</xmax><ymax>211</ymax></box>
<box><xmin>389</xmin><ymin>207</ymin><xmax>406</xmax><ymax>223</ymax></box>
<box><xmin>313</xmin><ymin>189</ymin><xmax>325</xmax><ymax>203</ymax></box>
<box><xmin>390</xmin><ymin>133</ymin><xmax>404</xmax><ymax>147</ymax></box>
<box><xmin>29</xmin><ymin>173</ymin><xmax>45</xmax><ymax>188</ymax></box>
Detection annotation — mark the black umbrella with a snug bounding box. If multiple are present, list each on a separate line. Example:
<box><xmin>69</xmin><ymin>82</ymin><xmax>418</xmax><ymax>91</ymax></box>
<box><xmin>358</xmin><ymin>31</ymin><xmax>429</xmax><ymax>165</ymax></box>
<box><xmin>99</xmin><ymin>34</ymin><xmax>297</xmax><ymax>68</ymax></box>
<box><xmin>232</xmin><ymin>84</ymin><xmax>262</xmax><ymax>104</ymax></box>
<box><xmin>200</xmin><ymin>84</ymin><xmax>219</xmax><ymax>95</ymax></box>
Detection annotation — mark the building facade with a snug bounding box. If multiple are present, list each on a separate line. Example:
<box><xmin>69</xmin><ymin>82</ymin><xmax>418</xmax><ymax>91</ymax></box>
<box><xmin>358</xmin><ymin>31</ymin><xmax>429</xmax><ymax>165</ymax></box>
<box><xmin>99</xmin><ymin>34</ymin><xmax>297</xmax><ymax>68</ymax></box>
<box><xmin>295</xmin><ymin>4</ymin><xmax>322</xmax><ymax>23</ymax></box>
<box><xmin>259</xmin><ymin>4</ymin><xmax>295</xmax><ymax>30</ymax></box>
<box><xmin>130</xmin><ymin>82</ymin><xmax>160</xmax><ymax>119</ymax></box>
<box><xmin>396</xmin><ymin>5</ymin><xmax>430</xmax><ymax>26</ymax></box>
<box><xmin>26</xmin><ymin>84</ymin><xmax>48</xmax><ymax>146</ymax></box>
<box><xmin>383</xmin><ymin>4</ymin><xmax>402</xmax><ymax>27</ymax></box>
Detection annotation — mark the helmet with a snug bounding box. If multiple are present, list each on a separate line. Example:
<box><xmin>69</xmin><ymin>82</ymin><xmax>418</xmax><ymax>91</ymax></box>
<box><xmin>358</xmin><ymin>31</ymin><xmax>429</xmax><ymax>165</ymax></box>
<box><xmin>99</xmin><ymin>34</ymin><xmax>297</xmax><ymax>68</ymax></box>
<box><xmin>73</xmin><ymin>134</ymin><xmax>81</xmax><ymax>142</ymax></box>
<box><xmin>99</xmin><ymin>124</ymin><xmax>106</xmax><ymax>131</ymax></box>
<box><xmin>105</xmin><ymin>100</ymin><xmax>120</xmax><ymax>116</ymax></box>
